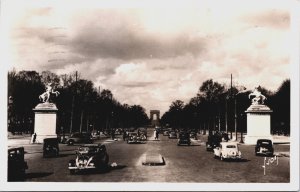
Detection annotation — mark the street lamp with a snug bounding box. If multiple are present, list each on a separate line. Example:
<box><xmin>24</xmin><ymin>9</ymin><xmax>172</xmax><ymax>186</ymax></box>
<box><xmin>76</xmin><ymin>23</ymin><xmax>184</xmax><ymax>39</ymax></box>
<box><xmin>234</xmin><ymin>87</ymin><xmax>248</xmax><ymax>142</ymax></box>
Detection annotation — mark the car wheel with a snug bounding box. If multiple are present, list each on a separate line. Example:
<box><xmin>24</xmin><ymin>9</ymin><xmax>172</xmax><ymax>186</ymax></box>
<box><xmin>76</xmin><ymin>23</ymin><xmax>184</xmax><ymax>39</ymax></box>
<box><xmin>220</xmin><ymin>154</ymin><xmax>224</xmax><ymax>161</ymax></box>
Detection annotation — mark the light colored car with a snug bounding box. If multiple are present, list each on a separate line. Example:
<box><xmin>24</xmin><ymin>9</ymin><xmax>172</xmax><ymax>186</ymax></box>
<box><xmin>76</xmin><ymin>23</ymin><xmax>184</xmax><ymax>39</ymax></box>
<box><xmin>213</xmin><ymin>142</ymin><xmax>242</xmax><ymax>161</ymax></box>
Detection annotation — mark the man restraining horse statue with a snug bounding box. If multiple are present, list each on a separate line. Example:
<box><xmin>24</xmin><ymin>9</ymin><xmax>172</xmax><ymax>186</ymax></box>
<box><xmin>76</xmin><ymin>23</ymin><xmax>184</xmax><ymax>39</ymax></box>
<box><xmin>39</xmin><ymin>83</ymin><xmax>60</xmax><ymax>103</ymax></box>
<box><xmin>248</xmin><ymin>86</ymin><xmax>266</xmax><ymax>105</ymax></box>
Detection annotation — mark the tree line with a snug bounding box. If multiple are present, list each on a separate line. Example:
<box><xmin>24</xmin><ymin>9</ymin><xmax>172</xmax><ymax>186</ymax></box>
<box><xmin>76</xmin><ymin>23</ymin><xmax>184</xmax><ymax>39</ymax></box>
<box><xmin>7</xmin><ymin>70</ymin><xmax>150</xmax><ymax>135</ymax></box>
<box><xmin>160</xmin><ymin>79</ymin><xmax>290</xmax><ymax>136</ymax></box>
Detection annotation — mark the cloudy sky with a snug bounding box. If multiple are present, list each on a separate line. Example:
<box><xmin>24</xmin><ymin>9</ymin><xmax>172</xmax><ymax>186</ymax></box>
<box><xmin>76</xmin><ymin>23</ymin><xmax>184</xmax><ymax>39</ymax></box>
<box><xmin>2</xmin><ymin>0</ymin><xmax>294</xmax><ymax>115</ymax></box>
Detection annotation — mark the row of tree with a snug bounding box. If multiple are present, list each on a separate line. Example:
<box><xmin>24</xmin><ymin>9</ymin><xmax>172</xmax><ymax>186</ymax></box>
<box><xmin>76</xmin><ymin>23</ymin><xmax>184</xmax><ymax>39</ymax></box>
<box><xmin>160</xmin><ymin>79</ymin><xmax>290</xmax><ymax>136</ymax></box>
<box><xmin>7</xmin><ymin>70</ymin><xmax>150</xmax><ymax>134</ymax></box>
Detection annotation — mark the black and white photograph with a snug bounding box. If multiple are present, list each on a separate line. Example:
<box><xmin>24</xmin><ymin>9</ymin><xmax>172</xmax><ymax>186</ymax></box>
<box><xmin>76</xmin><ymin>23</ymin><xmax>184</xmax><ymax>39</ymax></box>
<box><xmin>1</xmin><ymin>0</ymin><xmax>299</xmax><ymax>191</ymax></box>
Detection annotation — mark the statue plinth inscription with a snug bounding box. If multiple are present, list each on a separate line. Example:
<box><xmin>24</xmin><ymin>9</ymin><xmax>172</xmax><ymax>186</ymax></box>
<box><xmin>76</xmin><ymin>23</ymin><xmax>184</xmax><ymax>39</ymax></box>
<box><xmin>31</xmin><ymin>83</ymin><xmax>60</xmax><ymax>143</ymax></box>
<box><xmin>244</xmin><ymin>87</ymin><xmax>273</xmax><ymax>144</ymax></box>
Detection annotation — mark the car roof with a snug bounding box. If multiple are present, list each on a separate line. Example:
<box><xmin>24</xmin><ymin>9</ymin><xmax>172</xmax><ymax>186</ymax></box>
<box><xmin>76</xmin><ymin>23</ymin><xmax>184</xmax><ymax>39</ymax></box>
<box><xmin>257</xmin><ymin>139</ymin><xmax>272</xmax><ymax>142</ymax></box>
<box><xmin>220</xmin><ymin>142</ymin><xmax>237</xmax><ymax>146</ymax></box>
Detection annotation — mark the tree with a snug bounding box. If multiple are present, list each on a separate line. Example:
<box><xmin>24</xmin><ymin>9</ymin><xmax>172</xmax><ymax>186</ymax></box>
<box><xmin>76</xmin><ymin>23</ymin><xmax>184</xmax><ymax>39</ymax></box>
<box><xmin>271</xmin><ymin>79</ymin><xmax>290</xmax><ymax>135</ymax></box>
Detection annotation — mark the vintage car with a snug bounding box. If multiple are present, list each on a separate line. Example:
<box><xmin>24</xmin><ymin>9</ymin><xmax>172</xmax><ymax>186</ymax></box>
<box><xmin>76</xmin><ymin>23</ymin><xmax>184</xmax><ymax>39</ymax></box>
<box><xmin>255</xmin><ymin>139</ymin><xmax>274</xmax><ymax>156</ymax></box>
<box><xmin>168</xmin><ymin>131</ymin><xmax>177</xmax><ymax>139</ymax></box>
<box><xmin>213</xmin><ymin>142</ymin><xmax>242</xmax><ymax>161</ymax></box>
<box><xmin>68</xmin><ymin>144</ymin><xmax>109</xmax><ymax>174</ymax></box>
<box><xmin>127</xmin><ymin>132</ymin><xmax>142</xmax><ymax>144</ymax></box>
<box><xmin>206</xmin><ymin>134</ymin><xmax>222</xmax><ymax>151</ymax></box>
<box><xmin>189</xmin><ymin>131</ymin><xmax>197</xmax><ymax>140</ymax></box>
<box><xmin>163</xmin><ymin>131</ymin><xmax>169</xmax><ymax>136</ymax></box>
<box><xmin>8</xmin><ymin>147</ymin><xmax>28</xmax><ymax>181</ymax></box>
<box><xmin>177</xmin><ymin>132</ymin><xmax>191</xmax><ymax>146</ymax></box>
<box><xmin>138</xmin><ymin>128</ymin><xmax>148</xmax><ymax>138</ymax></box>
<box><xmin>43</xmin><ymin>138</ymin><xmax>59</xmax><ymax>158</ymax></box>
<box><xmin>65</xmin><ymin>132</ymin><xmax>93</xmax><ymax>145</ymax></box>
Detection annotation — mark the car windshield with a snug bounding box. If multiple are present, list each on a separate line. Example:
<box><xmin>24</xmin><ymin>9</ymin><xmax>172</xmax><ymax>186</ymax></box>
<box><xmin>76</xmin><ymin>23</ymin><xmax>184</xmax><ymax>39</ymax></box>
<box><xmin>226</xmin><ymin>145</ymin><xmax>236</xmax><ymax>148</ymax></box>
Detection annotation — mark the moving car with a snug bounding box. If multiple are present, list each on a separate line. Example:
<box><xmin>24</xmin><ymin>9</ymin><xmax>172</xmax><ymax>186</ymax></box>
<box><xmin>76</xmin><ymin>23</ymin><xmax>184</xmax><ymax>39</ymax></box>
<box><xmin>213</xmin><ymin>142</ymin><xmax>242</xmax><ymax>161</ymax></box>
<box><xmin>65</xmin><ymin>132</ymin><xmax>93</xmax><ymax>145</ymax></box>
<box><xmin>255</xmin><ymin>139</ymin><xmax>274</xmax><ymax>156</ymax></box>
<box><xmin>206</xmin><ymin>134</ymin><xmax>222</xmax><ymax>151</ymax></box>
<box><xmin>177</xmin><ymin>132</ymin><xmax>191</xmax><ymax>146</ymax></box>
<box><xmin>8</xmin><ymin>147</ymin><xmax>28</xmax><ymax>181</ymax></box>
<box><xmin>168</xmin><ymin>131</ymin><xmax>177</xmax><ymax>139</ymax></box>
<box><xmin>68</xmin><ymin>144</ymin><xmax>109</xmax><ymax>174</ymax></box>
<box><xmin>43</xmin><ymin>138</ymin><xmax>59</xmax><ymax>158</ymax></box>
<box><xmin>127</xmin><ymin>132</ymin><xmax>142</xmax><ymax>144</ymax></box>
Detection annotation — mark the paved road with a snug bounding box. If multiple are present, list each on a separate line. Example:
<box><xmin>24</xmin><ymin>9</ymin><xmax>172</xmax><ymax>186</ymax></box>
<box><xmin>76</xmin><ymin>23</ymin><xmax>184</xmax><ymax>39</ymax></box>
<box><xmin>9</xmin><ymin>128</ymin><xmax>290</xmax><ymax>182</ymax></box>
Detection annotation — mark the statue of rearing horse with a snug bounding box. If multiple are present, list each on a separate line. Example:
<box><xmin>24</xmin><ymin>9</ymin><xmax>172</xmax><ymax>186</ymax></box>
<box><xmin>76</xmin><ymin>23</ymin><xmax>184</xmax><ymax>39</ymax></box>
<box><xmin>248</xmin><ymin>87</ymin><xmax>266</xmax><ymax>105</ymax></box>
<box><xmin>39</xmin><ymin>83</ymin><xmax>60</xmax><ymax>103</ymax></box>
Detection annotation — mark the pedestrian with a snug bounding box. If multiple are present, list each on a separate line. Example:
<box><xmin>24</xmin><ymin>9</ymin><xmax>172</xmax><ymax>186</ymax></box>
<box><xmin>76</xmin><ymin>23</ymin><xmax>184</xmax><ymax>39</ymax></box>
<box><xmin>155</xmin><ymin>130</ymin><xmax>159</xmax><ymax>140</ymax></box>
<box><xmin>123</xmin><ymin>131</ymin><xmax>127</xmax><ymax>141</ymax></box>
<box><xmin>154</xmin><ymin>130</ymin><xmax>157</xmax><ymax>140</ymax></box>
<box><xmin>33</xmin><ymin>133</ymin><xmax>37</xmax><ymax>143</ymax></box>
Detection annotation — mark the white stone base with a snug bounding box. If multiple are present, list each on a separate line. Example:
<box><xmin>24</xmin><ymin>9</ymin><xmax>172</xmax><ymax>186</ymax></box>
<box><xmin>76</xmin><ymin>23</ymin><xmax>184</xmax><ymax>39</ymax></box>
<box><xmin>244</xmin><ymin>135</ymin><xmax>273</xmax><ymax>145</ymax></box>
<box><xmin>32</xmin><ymin>102</ymin><xmax>58</xmax><ymax>144</ymax></box>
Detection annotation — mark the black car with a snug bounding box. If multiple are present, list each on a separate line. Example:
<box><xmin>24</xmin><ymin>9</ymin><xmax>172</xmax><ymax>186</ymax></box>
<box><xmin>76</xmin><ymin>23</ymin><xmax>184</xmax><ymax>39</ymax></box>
<box><xmin>168</xmin><ymin>131</ymin><xmax>177</xmax><ymax>139</ymax></box>
<box><xmin>65</xmin><ymin>132</ymin><xmax>93</xmax><ymax>145</ymax></box>
<box><xmin>255</xmin><ymin>139</ymin><xmax>274</xmax><ymax>156</ymax></box>
<box><xmin>127</xmin><ymin>132</ymin><xmax>142</xmax><ymax>144</ymax></box>
<box><xmin>8</xmin><ymin>147</ymin><xmax>28</xmax><ymax>181</ymax></box>
<box><xmin>68</xmin><ymin>144</ymin><xmax>109</xmax><ymax>174</ymax></box>
<box><xmin>177</xmin><ymin>132</ymin><xmax>191</xmax><ymax>146</ymax></box>
<box><xmin>206</xmin><ymin>134</ymin><xmax>222</xmax><ymax>151</ymax></box>
<box><xmin>43</xmin><ymin>138</ymin><xmax>59</xmax><ymax>158</ymax></box>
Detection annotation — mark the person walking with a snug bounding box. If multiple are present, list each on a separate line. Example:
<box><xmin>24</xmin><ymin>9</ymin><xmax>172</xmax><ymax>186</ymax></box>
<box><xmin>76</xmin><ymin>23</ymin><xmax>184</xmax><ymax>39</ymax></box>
<box><xmin>123</xmin><ymin>131</ymin><xmax>127</xmax><ymax>141</ymax></box>
<box><xmin>155</xmin><ymin>130</ymin><xmax>159</xmax><ymax>140</ymax></box>
<box><xmin>154</xmin><ymin>129</ymin><xmax>157</xmax><ymax>140</ymax></box>
<box><xmin>33</xmin><ymin>133</ymin><xmax>37</xmax><ymax>143</ymax></box>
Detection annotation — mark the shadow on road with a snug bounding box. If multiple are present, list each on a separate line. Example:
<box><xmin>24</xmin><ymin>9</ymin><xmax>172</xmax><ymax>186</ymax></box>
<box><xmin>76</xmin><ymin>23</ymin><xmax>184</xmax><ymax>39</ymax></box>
<box><xmin>26</xmin><ymin>172</ymin><xmax>53</xmax><ymax>179</ymax></box>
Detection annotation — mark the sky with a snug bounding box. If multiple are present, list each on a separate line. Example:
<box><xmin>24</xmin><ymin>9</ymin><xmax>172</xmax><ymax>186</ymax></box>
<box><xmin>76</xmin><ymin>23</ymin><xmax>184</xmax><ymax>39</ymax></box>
<box><xmin>1</xmin><ymin>0</ymin><xmax>295</xmax><ymax>115</ymax></box>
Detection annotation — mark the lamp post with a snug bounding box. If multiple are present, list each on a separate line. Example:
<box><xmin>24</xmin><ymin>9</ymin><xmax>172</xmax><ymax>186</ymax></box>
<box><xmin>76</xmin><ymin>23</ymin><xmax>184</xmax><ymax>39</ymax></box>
<box><xmin>234</xmin><ymin>87</ymin><xmax>248</xmax><ymax>142</ymax></box>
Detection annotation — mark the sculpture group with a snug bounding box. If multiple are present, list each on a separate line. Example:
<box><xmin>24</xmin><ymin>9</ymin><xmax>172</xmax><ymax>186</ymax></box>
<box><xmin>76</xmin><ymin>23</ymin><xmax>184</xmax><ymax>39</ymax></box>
<box><xmin>39</xmin><ymin>83</ymin><xmax>60</xmax><ymax>103</ymax></box>
<box><xmin>248</xmin><ymin>87</ymin><xmax>266</xmax><ymax>105</ymax></box>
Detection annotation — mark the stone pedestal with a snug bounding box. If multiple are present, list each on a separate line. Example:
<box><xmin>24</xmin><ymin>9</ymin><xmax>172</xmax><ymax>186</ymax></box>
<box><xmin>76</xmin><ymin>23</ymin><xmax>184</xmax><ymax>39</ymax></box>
<box><xmin>244</xmin><ymin>104</ymin><xmax>273</xmax><ymax>144</ymax></box>
<box><xmin>32</xmin><ymin>102</ymin><xmax>58</xmax><ymax>143</ymax></box>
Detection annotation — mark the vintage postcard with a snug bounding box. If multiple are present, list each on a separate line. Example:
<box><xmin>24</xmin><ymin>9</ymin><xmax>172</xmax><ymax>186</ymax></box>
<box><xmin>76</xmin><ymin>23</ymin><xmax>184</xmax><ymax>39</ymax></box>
<box><xmin>1</xmin><ymin>0</ymin><xmax>299</xmax><ymax>191</ymax></box>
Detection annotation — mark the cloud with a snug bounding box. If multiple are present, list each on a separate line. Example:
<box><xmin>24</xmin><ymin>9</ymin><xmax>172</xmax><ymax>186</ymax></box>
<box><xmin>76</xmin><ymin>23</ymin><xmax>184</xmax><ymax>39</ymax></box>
<box><xmin>5</xmin><ymin>1</ymin><xmax>292</xmax><ymax>114</ymax></box>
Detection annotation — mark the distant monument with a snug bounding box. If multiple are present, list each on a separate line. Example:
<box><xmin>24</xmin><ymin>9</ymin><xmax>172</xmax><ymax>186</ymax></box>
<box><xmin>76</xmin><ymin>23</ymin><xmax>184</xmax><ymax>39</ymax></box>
<box><xmin>150</xmin><ymin>110</ymin><xmax>160</xmax><ymax>127</ymax></box>
<box><xmin>244</xmin><ymin>86</ymin><xmax>273</xmax><ymax>144</ymax></box>
<box><xmin>31</xmin><ymin>83</ymin><xmax>60</xmax><ymax>143</ymax></box>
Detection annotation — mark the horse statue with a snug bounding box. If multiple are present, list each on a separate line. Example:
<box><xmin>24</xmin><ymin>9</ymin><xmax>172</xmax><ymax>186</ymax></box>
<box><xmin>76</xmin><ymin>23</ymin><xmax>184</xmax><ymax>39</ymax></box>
<box><xmin>39</xmin><ymin>83</ymin><xmax>60</xmax><ymax>103</ymax></box>
<box><xmin>248</xmin><ymin>87</ymin><xmax>266</xmax><ymax>105</ymax></box>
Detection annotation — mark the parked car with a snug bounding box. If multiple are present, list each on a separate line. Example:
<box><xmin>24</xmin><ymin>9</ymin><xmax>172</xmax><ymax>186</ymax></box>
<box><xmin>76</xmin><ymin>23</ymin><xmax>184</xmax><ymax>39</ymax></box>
<box><xmin>177</xmin><ymin>132</ymin><xmax>191</xmax><ymax>146</ymax></box>
<box><xmin>65</xmin><ymin>132</ymin><xmax>93</xmax><ymax>145</ymax></box>
<box><xmin>255</xmin><ymin>139</ymin><xmax>274</xmax><ymax>156</ymax></box>
<box><xmin>68</xmin><ymin>144</ymin><xmax>109</xmax><ymax>174</ymax></box>
<box><xmin>168</xmin><ymin>131</ymin><xmax>177</xmax><ymax>139</ymax></box>
<box><xmin>127</xmin><ymin>132</ymin><xmax>142</xmax><ymax>144</ymax></box>
<box><xmin>189</xmin><ymin>131</ymin><xmax>197</xmax><ymax>140</ymax></box>
<box><xmin>43</xmin><ymin>138</ymin><xmax>59</xmax><ymax>158</ymax></box>
<box><xmin>163</xmin><ymin>131</ymin><xmax>169</xmax><ymax>136</ymax></box>
<box><xmin>8</xmin><ymin>147</ymin><xmax>28</xmax><ymax>181</ymax></box>
<box><xmin>213</xmin><ymin>142</ymin><xmax>242</xmax><ymax>161</ymax></box>
<box><xmin>206</xmin><ymin>134</ymin><xmax>222</xmax><ymax>151</ymax></box>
